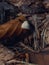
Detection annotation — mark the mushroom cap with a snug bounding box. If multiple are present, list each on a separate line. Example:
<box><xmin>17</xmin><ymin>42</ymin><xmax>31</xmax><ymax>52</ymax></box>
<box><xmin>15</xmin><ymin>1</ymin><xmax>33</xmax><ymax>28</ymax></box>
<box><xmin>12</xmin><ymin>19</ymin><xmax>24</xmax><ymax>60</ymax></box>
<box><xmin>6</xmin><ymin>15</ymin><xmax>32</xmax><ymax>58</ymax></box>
<box><xmin>21</xmin><ymin>20</ymin><xmax>30</xmax><ymax>29</ymax></box>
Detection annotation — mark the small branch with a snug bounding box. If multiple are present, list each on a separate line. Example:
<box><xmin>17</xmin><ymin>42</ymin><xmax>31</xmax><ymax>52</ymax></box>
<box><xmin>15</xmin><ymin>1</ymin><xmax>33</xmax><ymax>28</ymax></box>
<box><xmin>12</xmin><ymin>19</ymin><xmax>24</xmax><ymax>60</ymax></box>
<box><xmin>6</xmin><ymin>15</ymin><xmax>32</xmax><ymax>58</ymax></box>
<box><xmin>20</xmin><ymin>42</ymin><xmax>40</xmax><ymax>53</ymax></box>
<box><xmin>6</xmin><ymin>59</ymin><xmax>38</xmax><ymax>65</ymax></box>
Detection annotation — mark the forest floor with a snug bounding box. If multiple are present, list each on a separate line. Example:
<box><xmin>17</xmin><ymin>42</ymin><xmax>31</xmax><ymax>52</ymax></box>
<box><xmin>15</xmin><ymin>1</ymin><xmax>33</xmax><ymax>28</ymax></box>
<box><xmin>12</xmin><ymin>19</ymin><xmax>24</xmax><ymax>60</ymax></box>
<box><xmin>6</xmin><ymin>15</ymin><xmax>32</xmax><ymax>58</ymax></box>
<box><xmin>0</xmin><ymin>43</ymin><xmax>38</xmax><ymax>65</ymax></box>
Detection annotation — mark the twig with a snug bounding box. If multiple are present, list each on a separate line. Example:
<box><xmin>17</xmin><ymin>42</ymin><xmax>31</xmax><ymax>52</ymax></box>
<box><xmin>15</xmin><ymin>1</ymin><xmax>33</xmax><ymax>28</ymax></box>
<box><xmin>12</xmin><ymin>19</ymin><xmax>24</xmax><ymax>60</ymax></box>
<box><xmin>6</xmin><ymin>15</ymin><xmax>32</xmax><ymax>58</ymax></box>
<box><xmin>6</xmin><ymin>59</ymin><xmax>38</xmax><ymax>65</ymax></box>
<box><xmin>38</xmin><ymin>19</ymin><xmax>47</xmax><ymax>28</ymax></box>
<box><xmin>20</xmin><ymin>42</ymin><xmax>40</xmax><ymax>53</ymax></box>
